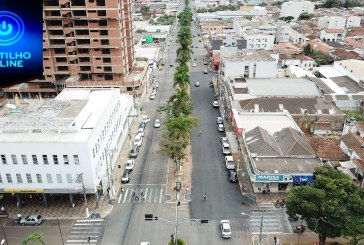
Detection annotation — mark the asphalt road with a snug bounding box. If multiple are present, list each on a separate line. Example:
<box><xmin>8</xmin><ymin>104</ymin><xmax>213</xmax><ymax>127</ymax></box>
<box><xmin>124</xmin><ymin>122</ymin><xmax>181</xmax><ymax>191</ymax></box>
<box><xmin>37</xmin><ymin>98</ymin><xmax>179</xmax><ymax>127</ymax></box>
<box><xmin>100</xmin><ymin>23</ymin><xmax>181</xmax><ymax>245</ymax></box>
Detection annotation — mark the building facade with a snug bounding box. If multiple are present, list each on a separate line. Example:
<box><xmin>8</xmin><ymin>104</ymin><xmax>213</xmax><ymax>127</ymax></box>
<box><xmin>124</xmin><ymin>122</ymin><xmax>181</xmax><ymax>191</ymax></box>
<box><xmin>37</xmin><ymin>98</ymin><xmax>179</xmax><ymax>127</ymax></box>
<box><xmin>4</xmin><ymin>0</ymin><xmax>137</xmax><ymax>99</ymax></box>
<box><xmin>280</xmin><ymin>0</ymin><xmax>315</xmax><ymax>20</ymax></box>
<box><xmin>0</xmin><ymin>88</ymin><xmax>134</xmax><ymax>207</ymax></box>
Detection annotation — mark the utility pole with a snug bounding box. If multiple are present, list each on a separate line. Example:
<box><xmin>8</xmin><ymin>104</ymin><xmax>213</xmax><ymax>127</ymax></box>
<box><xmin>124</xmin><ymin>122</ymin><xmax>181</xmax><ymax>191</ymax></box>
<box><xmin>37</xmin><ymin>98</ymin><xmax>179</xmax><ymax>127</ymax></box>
<box><xmin>258</xmin><ymin>213</ymin><xmax>264</xmax><ymax>245</ymax></box>
<box><xmin>76</xmin><ymin>173</ymin><xmax>87</xmax><ymax>206</ymax></box>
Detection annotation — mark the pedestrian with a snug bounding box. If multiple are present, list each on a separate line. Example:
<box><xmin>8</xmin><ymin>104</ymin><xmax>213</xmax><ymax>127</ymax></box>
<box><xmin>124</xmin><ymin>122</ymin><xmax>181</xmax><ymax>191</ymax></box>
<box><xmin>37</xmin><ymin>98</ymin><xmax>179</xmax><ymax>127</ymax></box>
<box><xmin>186</xmin><ymin>186</ymin><xmax>190</xmax><ymax>194</ymax></box>
<box><xmin>132</xmin><ymin>189</ymin><xmax>135</xmax><ymax>197</ymax></box>
<box><xmin>1</xmin><ymin>206</ymin><xmax>5</xmax><ymax>213</ymax></box>
<box><xmin>17</xmin><ymin>213</ymin><xmax>21</xmax><ymax>223</ymax></box>
<box><xmin>140</xmin><ymin>188</ymin><xmax>144</xmax><ymax>196</ymax></box>
<box><xmin>120</xmin><ymin>187</ymin><xmax>123</xmax><ymax>194</ymax></box>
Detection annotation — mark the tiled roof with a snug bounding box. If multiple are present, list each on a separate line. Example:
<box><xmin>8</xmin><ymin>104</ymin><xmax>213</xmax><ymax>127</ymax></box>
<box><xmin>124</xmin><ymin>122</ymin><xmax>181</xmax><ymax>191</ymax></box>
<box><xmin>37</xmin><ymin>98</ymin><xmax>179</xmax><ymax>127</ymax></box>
<box><xmin>340</xmin><ymin>133</ymin><xmax>364</xmax><ymax>150</ymax></box>
<box><xmin>352</xmin><ymin>158</ymin><xmax>364</xmax><ymax>172</ymax></box>
<box><xmin>274</xmin><ymin>127</ymin><xmax>316</xmax><ymax>157</ymax></box>
<box><xmin>356</xmin><ymin>122</ymin><xmax>364</xmax><ymax>133</ymax></box>
<box><xmin>309</xmin><ymin>137</ymin><xmax>349</xmax><ymax>161</ymax></box>
<box><xmin>245</xmin><ymin>127</ymin><xmax>281</xmax><ymax>156</ymax></box>
<box><xmin>325</xmin><ymin>28</ymin><xmax>345</xmax><ymax>33</ymax></box>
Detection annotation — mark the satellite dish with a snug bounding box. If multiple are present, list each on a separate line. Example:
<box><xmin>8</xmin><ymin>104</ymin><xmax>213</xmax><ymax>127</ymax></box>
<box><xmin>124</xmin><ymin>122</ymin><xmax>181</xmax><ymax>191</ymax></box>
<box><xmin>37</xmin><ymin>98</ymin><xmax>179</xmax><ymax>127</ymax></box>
<box><xmin>6</xmin><ymin>104</ymin><xmax>16</xmax><ymax>109</ymax></box>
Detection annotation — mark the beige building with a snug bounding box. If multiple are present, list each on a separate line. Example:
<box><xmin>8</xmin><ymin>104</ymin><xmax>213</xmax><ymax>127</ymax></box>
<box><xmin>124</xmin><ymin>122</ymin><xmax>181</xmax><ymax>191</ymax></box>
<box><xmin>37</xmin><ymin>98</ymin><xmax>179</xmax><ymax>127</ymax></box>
<box><xmin>4</xmin><ymin>0</ymin><xmax>146</xmax><ymax>99</ymax></box>
<box><xmin>199</xmin><ymin>20</ymin><xmax>234</xmax><ymax>35</ymax></box>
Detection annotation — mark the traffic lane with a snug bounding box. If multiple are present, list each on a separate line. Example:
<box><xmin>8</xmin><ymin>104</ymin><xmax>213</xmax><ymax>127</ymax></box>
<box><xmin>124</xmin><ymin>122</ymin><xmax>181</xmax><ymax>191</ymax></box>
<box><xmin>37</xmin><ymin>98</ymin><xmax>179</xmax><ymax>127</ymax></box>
<box><xmin>190</xmin><ymin>70</ymin><xmax>249</xmax><ymax>220</ymax></box>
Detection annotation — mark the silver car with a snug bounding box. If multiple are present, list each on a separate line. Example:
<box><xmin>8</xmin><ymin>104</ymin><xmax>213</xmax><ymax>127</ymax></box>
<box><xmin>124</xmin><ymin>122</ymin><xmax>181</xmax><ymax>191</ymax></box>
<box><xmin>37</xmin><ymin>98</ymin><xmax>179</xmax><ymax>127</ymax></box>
<box><xmin>20</xmin><ymin>214</ymin><xmax>43</xmax><ymax>226</ymax></box>
<box><xmin>220</xmin><ymin>220</ymin><xmax>232</xmax><ymax>238</ymax></box>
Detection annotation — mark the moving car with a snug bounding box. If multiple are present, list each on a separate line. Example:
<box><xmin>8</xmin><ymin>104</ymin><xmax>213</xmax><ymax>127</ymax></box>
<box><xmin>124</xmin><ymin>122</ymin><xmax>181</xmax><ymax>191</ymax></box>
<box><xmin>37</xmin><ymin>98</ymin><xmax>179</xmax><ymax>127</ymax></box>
<box><xmin>192</xmin><ymin>63</ymin><xmax>196</xmax><ymax>67</ymax></box>
<box><xmin>216</xmin><ymin>117</ymin><xmax>223</xmax><ymax>124</ymax></box>
<box><xmin>20</xmin><ymin>214</ymin><xmax>43</xmax><ymax>226</ymax></box>
<box><xmin>134</xmin><ymin>133</ymin><xmax>143</xmax><ymax>147</ymax></box>
<box><xmin>222</xmin><ymin>142</ymin><xmax>231</xmax><ymax>155</ymax></box>
<box><xmin>149</xmin><ymin>94</ymin><xmax>156</xmax><ymax>100</ymax></box>
<box><xmin>203</xmin><ymin>69</ymin><xmax>208</xmax><ymax>74</ymax></box>
<box><xmin>212</xmin><ymin>101</ymin><xmax>219</xmax><ymax>108</ymax></box>
<box><xmin>154</xmin><ymin>119</ymin><xmax>161</xmax><ymax>128</ymax></box>
<box><xmin>217</xmin><ymin>124</ymin><xmax>224</xmax><ymax>132</ymax></box>
<box><xmin>129</xmin><ymin>145</ymin><xmax>139</xmax><ymax>158</ymax></box>
<box><xmin>121</xmin><ymin>169</ymin><xmax>131</xmax><ymax>183</ymax></box>
<box><xmin>220</xmin><ymin>220</ymin><xmax>232</xmax><ymax>238</ymax></box>
<box><xmin>195</xmin><ymin>82</ymin><xmax>200</xmax><ymax>87</ymax></box>
<box><xmin>225</xmin><ymin>156</ymin><xmax>235</xmax><ymax>170</ymax></box>
<box><xmin>125</xmin><ymin>159</ymin><xmax>135</xmax><ymax>171</ymax></box>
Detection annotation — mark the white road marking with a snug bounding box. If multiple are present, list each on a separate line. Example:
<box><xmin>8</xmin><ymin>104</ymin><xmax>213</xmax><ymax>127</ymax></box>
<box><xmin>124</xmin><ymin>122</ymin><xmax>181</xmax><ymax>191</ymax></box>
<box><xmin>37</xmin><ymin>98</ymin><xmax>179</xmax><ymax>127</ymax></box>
<box><xmin>159</xmin><ymin>188</ymin><xmax>163</xmax><ymax>203</ymax></box>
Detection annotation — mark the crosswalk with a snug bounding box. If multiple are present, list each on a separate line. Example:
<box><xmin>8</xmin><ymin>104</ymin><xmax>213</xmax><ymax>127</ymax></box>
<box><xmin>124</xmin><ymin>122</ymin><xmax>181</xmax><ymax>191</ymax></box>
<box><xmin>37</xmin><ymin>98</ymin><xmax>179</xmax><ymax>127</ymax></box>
<box><xmin>248</xmin><ymin>202</ymin><xmax>288</xmax><ymax>234</ymax></box>
<box><xmin>117</xmin><ymin>185</ymin><xmax>166</xmax><ymax>204</ymax></box>
<box><xmin>66</xmin><ymin>219</ymin><xmax>105</xmax><ymax>245</ymax></box>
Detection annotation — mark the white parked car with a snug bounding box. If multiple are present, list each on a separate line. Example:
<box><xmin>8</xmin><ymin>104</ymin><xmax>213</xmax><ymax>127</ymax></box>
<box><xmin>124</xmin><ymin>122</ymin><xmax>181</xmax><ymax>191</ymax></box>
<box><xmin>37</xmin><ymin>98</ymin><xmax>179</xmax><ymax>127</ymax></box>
<box><xmin>142</xmin><ymin>115</ymin><xmax>150</xmax><ymax>124</ymax></box>
<box><xmin>137</xmin><ymin>127</ymin><xmax>144</xmax><ymax>137</ymax></box>
<box><xmin>221</xmin><ymin>137</ymin><xmax>228</xmax><ymax>145</ymax></box>
<box><xmin>225</xmin><ymin>156</ymin><xmax>235</xmax><ymax>170</ymax></box>
<box><xmin>125</xmin><ymin>159</ymin><xmax>135</xmax><ymax>171</ymax></box>
<box><xmin>134</xmin><ymin>133</ymin><xmax>143</xmax><ymax>147</ymax></box>
<box><xmin>212</xmin><ymin>101</ymin><xmax>219</xmax><ymax>108</ymax></box>
<box><xmin>192</xmin><ymin>63</ymin><xmax>196</xmax><ymax>67</ymax></box>
<box><xmin>204</xmin><ymin>69</ymin><xmax>208</xmax><ymax>74</ymax></box>
<box><xmin>154</xmin><ymin>119</ymin><xmax>161</xmax><ymax>128</ymax></box>
<box><xmin>217</xmin><ymin>124</ymin><xmax>224</xmax><ymax>132</ymax></box>
<box><xmin>149</xmin><ymin>94</ymin><xmax>156</xmax><ymax>100</ymax></box>
<box><xmin>222</xmin><ymin>142</ymin><xmax>231</xmax><ymax>155</ymax></box>
<box><xmin>220</xmin><ymin>220</ymin><xmax>232</xmax><ymax>238</ymax></box>
<box><xmin>216</xmin><ymin>117</ymin><xmax>223</xmax><ymax>124</ymax></box>
<box><xmin>151</xmin><ymin>90</ymin><xmax>157</xmax><ymax>96</ymax></box>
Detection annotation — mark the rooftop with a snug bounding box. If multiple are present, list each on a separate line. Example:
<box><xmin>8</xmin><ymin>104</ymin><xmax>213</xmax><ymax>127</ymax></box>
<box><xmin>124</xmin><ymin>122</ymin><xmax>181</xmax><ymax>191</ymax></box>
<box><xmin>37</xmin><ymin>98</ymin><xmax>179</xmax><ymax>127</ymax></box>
<box><xmin>309</xmin><ymin>137</ymin><xmax>349</xmax><ymax>161</ymax></box>
<box><xmin>244</xmin><ymin>78</ymin><xmax>322</xmax><ymax>97</ymax></box>
<box><xmin>340</xmin><ymin>133</ymin><xmax>364</xmax><ymax>150</ymax></box>
<box><xmin>325</xmin><ymin>28</ymin><xmax>345</xmax><ymax>33</ymax></box>
<box><xmin>252</xmin><ymin>157</ymin><xmax>322</xmax><ymax>174</ymax></box>
<box><xmin>337</xmin><ymin>60</ymin><xmax>364</xmax><ymax>81</ymax></box>
<box><xmin>223</xmin><ymin>50</ymin><xmax>274</xmax><ymax>62</ymax></box>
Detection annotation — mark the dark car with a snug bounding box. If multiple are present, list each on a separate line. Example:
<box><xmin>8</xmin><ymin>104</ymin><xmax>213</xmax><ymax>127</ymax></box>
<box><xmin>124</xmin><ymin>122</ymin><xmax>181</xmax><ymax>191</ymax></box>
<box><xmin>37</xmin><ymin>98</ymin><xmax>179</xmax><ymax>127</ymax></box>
<box><xmin>129</xmin><ymin>145</ymin><xmax>139</xmax><ymax>158</ymax></box>
<box><xmin>139</xmin><ymin>122</ymin><xmax>146</xmax><ymax>130</ymax></box>
<box><xmin>228</xmin><ymin>169</ymin><xmax>237</xmax><ymax>183</ymax></box>
<box><xmin>121</xmin><ymin>170</ymin><xmax>131</xmax><ymax>183</ymax></box>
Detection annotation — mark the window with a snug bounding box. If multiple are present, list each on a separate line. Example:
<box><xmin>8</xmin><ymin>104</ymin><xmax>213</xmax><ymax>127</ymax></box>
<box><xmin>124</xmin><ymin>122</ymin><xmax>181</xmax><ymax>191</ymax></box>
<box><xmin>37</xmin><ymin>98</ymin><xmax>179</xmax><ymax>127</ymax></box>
<box><xmin>11</xmin><ymin>155</ymin><xmax>18</xmax><ymax>164</ymax></box>
<box><xmin>32</xmin><ymin>155</ymin><xmax>38</xmax><ymax>165</ymax></box>
<box><xmin>56</xmin><ymin>174</ymin><xmax>62</xmax><ymax>183</ymax></box>
<box><xmin>46</xmin><ymin>174</ymin><xmax>53</xmax><ymax>183</ymax></box>
<box><xmin>16</xmin><ymin>174</ymin><xmax>23</xmax><ymax>183</ymax></box>
<box><xmin>36</xmin><ymin>174</ymin><xmax>42</xmax><ymax>183</ymax></box>
<box><xmin>6</xmin><ymin>174</ymin><xmax>12</xmax><ymax>183</ymax></box>
<box><xmin>42</xmin><ymin>155</ymin><xmax>49</xmax><ymax>165</ymax></box>
<box><xmin>63</xmin><ymin>155</ymin><xmax>69</xmax><ymax>165</ymax></box>
<box><xmin>66</xmin><ymin>174</ymin><xmax>73</xmax><ymax>183</ymax></box>
<box><xmin>21</xmin><ymin>155</ymin><xmax>28</xmax><ymax>164</ymax></box>
<box><xmin>1</xmin><ymin>155</ymin><xmax>7</xmax><ymax>164</ymax></box>
<box><xmin>53</xmin><ymin>155</ymin><xmax>59</xmax><ymax>165</ymax></box>
<box><xmin>26</xmin><ymin>174</ymin><xmax>32</xmax><ymax>183</ymax></box>
<box><xmin>73</xmin><ymin>155</ymin><xmax>80</xmax><ymax>165</ymax></box>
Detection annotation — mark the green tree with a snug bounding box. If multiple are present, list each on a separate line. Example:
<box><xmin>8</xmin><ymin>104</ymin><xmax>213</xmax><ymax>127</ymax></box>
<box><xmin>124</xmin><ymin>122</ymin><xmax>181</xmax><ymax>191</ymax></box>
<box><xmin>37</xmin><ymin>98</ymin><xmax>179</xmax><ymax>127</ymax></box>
<box><xmin>284</xmin><ymin>16</ymin><xmax>294</xmax><ymax>22</ymax></box>
<box><xmin>286</xmin><ymin>165</ymin><xmax>364</xmax><ymax>245</ymax></box>
<box><xmin>298</xmin><ymin>12</ymin><xmax>312</xmax><ymax>20</ymax></box>
<box><xmin>140</xmin><ymin>6</ymin><xmax>149</xmax><ymax>14</ymax></box>
<box><xmin>23</xmin><ymin>232</ymin><xmax>45</xmax><ymax>245</ymax></box>
<box><xmin>158</xmin><ymin>88</ymin><xmax>193</xmax><ymax>117</ymax></box>
<box><xmin>165</xmin><ymin>114</ymin><xmax>198</xmax><ymax>141</ymax></box>
<box><xmin>322</xmin><ymin>0</ymin><xmax>341</xmax><ymax>8</ymax></box>
<box><xmin>173</xmin><ymin>65</ymin><xmax>190</xmax><ymax>89</ymax></box>
<box><xmin>303</xmin><ymin>44</ymin><xmax>313</xmax><ymax>56</ymax></box>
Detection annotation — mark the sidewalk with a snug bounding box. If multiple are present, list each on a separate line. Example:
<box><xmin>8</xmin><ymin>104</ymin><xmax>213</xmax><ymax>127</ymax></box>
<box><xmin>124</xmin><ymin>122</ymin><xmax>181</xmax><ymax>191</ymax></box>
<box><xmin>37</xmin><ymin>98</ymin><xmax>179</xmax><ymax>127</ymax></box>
<box><xmin>260</xmin><ymin>232</ymin><xmax>347</xmax><ymax>245</ymax></box>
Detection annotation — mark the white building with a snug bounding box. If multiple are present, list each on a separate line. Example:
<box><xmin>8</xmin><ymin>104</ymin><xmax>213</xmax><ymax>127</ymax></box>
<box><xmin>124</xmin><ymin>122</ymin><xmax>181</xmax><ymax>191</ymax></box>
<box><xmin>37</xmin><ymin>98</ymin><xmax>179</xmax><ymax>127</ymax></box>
<box><xmin>317</xmin><ymin>16</ymin><xmax>346</xmax><ymax>30</ymax></box>
<box><xmin>242</xmin><ymin>30</ymin><xmax>275</xmax><ymax>50</ymax></box>
<box><xmin>220</xmin><ymin>49</ymin><xmax>276</xmax><ymax>82</ymax></box>
<box><xmin>280</xmin><ymin>1</ymin><xmax>315</xmax><ymax>20</ymax></box>
<box><xmin>346</xmin><ymin>16</ymin><xmax>361</xmax><ymax>28</ymax></box>
<box><xmin>320</xmin><ymin>29</ymin><xmax>346</xmax><ymax>42</ymax></box>
<box><xmin>276</xmin><ymin>23</ymin><xmax>291</xmax><ymax>43</ymax></box>
<box><xmin>289</xmin><ymin>25</ymin><xmax>306</xmax><ymax>45</ymax></box>
<box><xmin>0</xmin><ymin>89</ymin><xmax>134</xmax><ymax>206</ymax></box>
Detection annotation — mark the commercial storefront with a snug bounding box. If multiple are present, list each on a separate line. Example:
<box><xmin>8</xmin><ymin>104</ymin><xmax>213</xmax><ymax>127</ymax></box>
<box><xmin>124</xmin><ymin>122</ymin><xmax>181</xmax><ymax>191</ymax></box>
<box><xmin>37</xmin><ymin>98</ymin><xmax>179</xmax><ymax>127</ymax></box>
<box><xmin>251</xmin><ymin>174</ymin><xmax>293</xmax><ymax>193</ymax></box>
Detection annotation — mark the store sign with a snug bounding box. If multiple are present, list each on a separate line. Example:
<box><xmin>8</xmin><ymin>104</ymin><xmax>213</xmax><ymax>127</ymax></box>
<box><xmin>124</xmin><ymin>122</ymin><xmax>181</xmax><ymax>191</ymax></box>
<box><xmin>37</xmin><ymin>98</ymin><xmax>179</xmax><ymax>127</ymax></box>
<box><xmin>0</xmin><ymin>0</ymin><xmax>43</xmax><ymax>87</ymax></box>
<box><xmin>255</xmin><ymin>174</ymin><xmax>284</xmax><ymax>182</ymax></box>
<box><xmin>293</xmin><ymin>175</ymin><xmax>313</xmax><ymax>183</ymax></box>
<box><xmin>4</xmin><ymin>188</ymin><xmax>43</xmax><ymax>193</ymax></box>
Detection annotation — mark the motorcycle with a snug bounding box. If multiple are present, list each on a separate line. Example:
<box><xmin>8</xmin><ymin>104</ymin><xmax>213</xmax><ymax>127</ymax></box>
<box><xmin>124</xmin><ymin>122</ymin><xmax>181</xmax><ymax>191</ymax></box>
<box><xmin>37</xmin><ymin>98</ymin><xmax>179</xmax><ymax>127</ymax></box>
<box><xmin>293</xmin><ymin>225</ymin><xmax>306</xmax><ymax>233</ymax></box>
<box><xmin>288</xmin><ymin>214</ymin><xmax>300</xmax><ymax>221</ymax></box>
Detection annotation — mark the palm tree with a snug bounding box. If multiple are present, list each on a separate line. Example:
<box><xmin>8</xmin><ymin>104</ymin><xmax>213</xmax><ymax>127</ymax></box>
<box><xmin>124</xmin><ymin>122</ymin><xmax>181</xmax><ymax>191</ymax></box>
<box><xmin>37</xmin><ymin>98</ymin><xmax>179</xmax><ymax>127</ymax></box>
<box><xmin>173</xmin><ymin>69</ymin><xmax>190</xmax><ymax>89</ymax></box>
<box><xmin>23</xmin><ymin>232</ymin><xmax>45</xmax><ymax>245</ymax></box>
<box><xmin>165</xmin><ymin>114</ymin><xmax>199</xmax><ymax>141</ymax></box>
<box><xmin>170</xmin><ymin>88</ymin><xmax>193</xmax><ymax>116</ymax></box>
